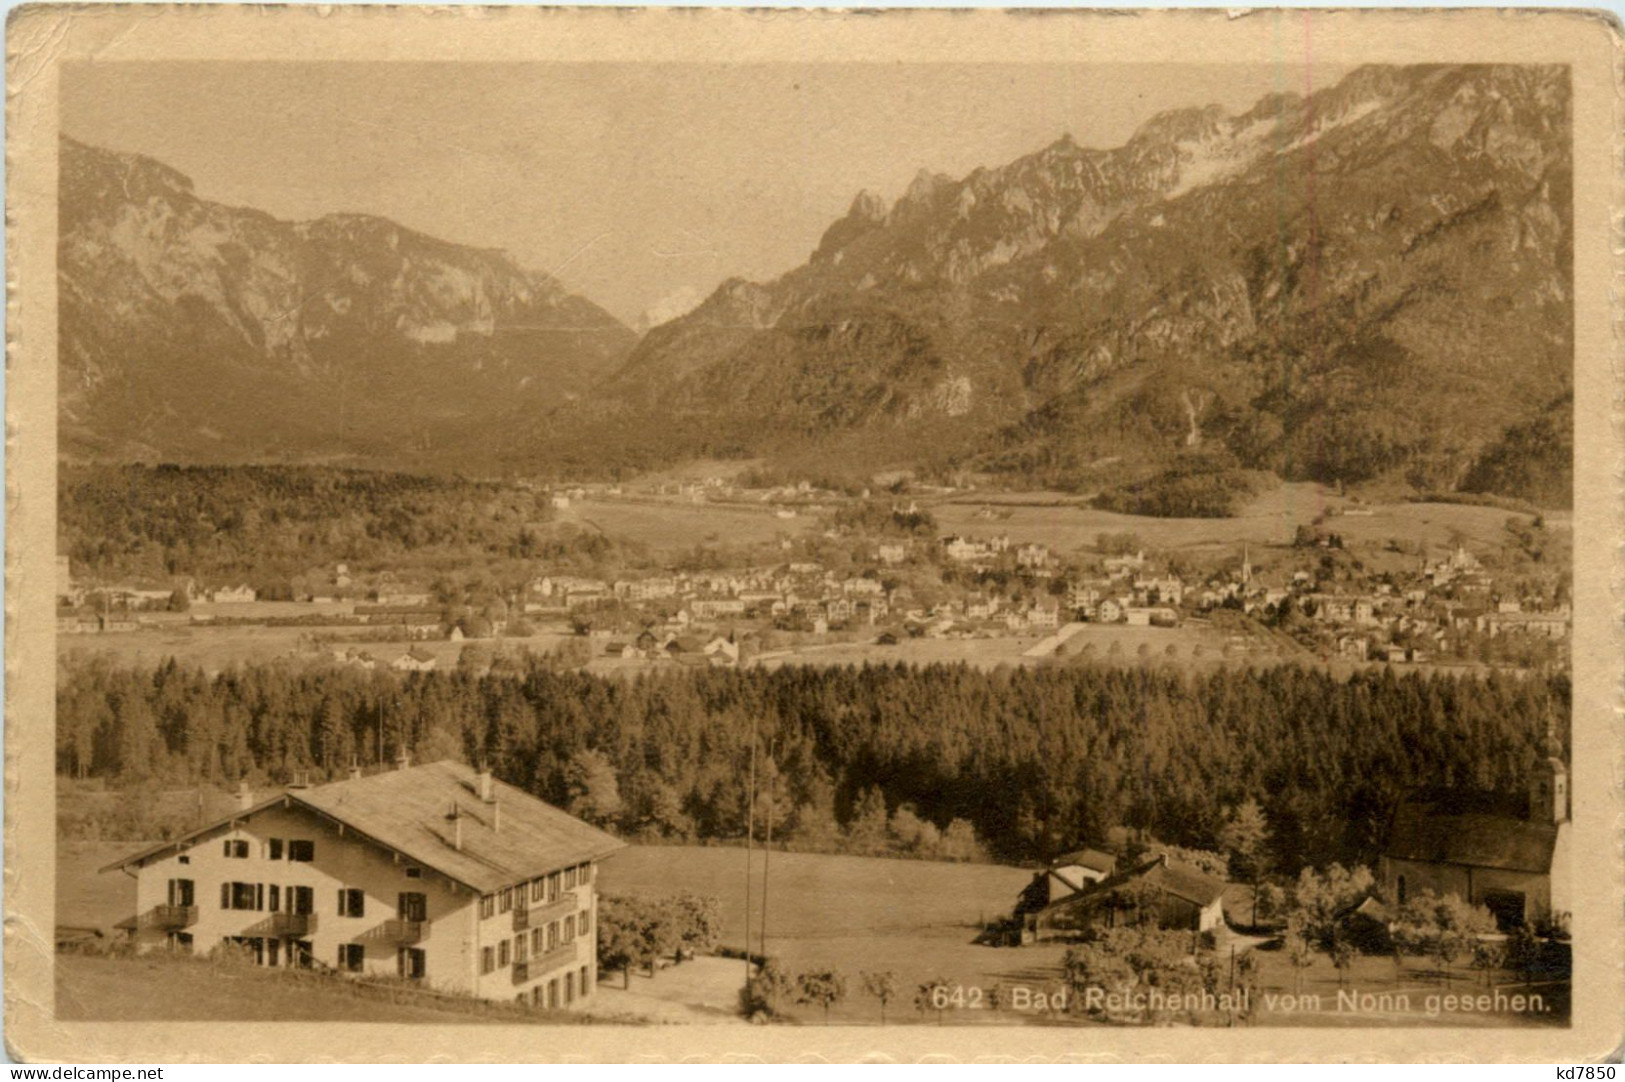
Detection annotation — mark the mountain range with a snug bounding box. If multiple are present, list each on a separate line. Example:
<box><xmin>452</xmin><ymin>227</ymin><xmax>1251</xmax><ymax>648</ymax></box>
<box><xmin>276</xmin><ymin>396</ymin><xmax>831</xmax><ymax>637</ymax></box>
<box><xmin>58</xmin><ymin>136</ymin><xmax>636</xmax><ymax>465</ymax></box>
<box><xmin>59</xmin><ymin>64</ymin><xmax>1574</xmax><ymax>506</ymax></box>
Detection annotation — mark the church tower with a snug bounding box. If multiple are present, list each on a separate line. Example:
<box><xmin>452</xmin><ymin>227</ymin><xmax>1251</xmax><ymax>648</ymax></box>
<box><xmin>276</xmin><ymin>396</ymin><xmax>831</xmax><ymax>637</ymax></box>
<box><xmin>1529</xmin><ymin>721</ymin><xmax>1569</xmax><ymax>824</ymax></box>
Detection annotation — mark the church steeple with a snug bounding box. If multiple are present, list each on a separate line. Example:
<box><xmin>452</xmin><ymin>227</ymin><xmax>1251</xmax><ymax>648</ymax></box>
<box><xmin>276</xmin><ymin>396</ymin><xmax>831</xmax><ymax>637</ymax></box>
<box><xmin>1529</xmin><ymin>713</ymin><xmax>1569</xmax><ymax>824</ymax></box>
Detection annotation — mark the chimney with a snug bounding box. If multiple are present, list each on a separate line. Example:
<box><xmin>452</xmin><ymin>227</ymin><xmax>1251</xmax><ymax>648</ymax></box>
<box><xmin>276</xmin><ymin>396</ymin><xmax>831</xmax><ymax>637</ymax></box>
<box><xmin>235</xmin><ymin>779</ymin><xmax>253</xmax><ymax>812</ymax></box>
<box><xmin>348</xmin><ymin>758</ymin><xmax>363</xmax><ymax>782</ymax></box>
<box><xmin>449</xmin><ymin>803</ymin><xmax>463</xmax><ymax>851</ymax></box>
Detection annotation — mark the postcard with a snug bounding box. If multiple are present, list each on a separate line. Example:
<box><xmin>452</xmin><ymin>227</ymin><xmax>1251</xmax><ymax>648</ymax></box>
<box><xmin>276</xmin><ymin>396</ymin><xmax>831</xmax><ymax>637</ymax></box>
<box><xmin>6</xmin><ymin>4</ymin><xmax>1622</xmax><ymax>1063</ymax></box>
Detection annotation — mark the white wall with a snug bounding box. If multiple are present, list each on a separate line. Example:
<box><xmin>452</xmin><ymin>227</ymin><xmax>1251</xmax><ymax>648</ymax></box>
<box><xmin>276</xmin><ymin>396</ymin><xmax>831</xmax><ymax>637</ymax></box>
<box><xmin>133</xmin><ymin>802</ymin><xmax>477</xmax><ymax>994</ymax></box>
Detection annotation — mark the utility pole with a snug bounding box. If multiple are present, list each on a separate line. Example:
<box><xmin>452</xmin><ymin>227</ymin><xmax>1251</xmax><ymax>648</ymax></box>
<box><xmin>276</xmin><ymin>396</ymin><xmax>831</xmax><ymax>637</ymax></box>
<box><xmin>743</xmin><ymin>723</ymin><xmax>757</xmax><ymax>995</ymax></box>
<box><xmin>760</xmin><ymin>735</ymin><xmax>774</xmax><ymax>964</ymax></box>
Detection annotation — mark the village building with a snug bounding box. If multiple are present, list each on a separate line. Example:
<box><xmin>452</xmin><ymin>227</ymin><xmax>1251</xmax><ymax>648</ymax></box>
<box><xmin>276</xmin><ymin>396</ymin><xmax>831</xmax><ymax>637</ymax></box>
<box><xmin>391</xmin><ymin>647</ymin><xmax>437</xmax><ymax>673</ymax></box>
<box><xmin>1015</xmin><ymin>543</ymin><xmax>1052</xmax><ymax>570</ymax></box>
<box><xmin>1379</xmin><ymin>737</ymin><xmax>1570</xmax><ymax>932</ymax></box>
<box><xmin>1014</xmin><ymin>849</ymin><xmax>1117</xmax><ymax>918</ymax></box>
<box><xmin>104</xmin><ymin>760</ymin><xmax>624</xmax><ymax>1007</ymax></box>
<box><xmin>1016</xmin><ymin>854</ymin><xmax>1226</xmax><ymax>942</ymax></box>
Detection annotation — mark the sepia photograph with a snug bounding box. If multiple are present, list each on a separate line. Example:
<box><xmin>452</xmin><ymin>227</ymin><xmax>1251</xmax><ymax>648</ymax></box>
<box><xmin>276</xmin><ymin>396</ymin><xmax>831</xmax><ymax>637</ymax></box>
<box><xmin>6</xmin><ymin>5</ymin><xmax>1622</xmax><ymax>1064</ymax></box>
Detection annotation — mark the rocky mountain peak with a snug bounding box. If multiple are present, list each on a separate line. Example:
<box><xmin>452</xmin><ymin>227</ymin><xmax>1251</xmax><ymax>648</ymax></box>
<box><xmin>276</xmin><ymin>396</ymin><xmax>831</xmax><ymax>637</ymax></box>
<box><xmin>572</xmin><ymin>64</ymin><xmax>1571</xmax><ymax>503</ymax></box>
<box><xmin>58</xmin><ymin>135</ymin><xmax>634</xmax><ymax>465</ymax></box>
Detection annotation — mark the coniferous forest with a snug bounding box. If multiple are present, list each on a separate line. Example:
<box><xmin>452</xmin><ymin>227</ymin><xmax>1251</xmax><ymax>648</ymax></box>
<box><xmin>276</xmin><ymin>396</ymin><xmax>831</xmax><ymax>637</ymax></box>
<box><xmin>57</xmin><ymin>655</ymin><xmax>1566</xmax><ymax>876</ymax></box>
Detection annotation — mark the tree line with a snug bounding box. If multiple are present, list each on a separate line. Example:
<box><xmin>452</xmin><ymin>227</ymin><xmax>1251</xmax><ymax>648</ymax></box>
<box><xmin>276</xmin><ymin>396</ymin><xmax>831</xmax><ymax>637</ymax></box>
<box><xmin>56</xmin><ymin>655</ymin><xmax>1565</xmax><ymax>873</ymax></box>
<box><xmin>57</xmin><ymin>463</ymin><xmax>614</xmax><ymax>587</ymax></box>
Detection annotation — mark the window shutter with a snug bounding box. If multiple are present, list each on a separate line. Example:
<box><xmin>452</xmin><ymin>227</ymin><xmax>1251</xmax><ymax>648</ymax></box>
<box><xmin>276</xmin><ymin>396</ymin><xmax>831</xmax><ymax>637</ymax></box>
<box><xmin>221</xmin><ymin>882</ymin><xmax>230</xmax><ymax>909</ymax></box>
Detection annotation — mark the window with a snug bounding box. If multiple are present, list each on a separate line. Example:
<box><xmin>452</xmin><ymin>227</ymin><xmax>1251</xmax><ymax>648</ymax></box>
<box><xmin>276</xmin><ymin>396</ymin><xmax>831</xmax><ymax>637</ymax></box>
<box><xmin>530</xmin><ymin>928</ymin><xmax>543</xmax><ymax>954</ymax></box>
<box><xmin>398</xmin><ymin>947</ymin><xmax>426</xmax><ymax>980</ymax></box>
<box><xmin>548</xmin><ymin>980</ymin><xmax>559</xmax><ymax>1008</ymax></box>
<box><xmin>338</xmin><ymin>888</ymin><xmax>365</xmax><ymax>918</ymax></box>
<box><xmin>579</xmin><ymin>965</ymin><xmax>589</xmax><ymax>996</ymax></box>
<box><xmin>267</xmin><ymin>938</ymin><xmax>281</xmax><ymax>968</ymax></box>
<box><xmin>577</xmin><ymin>912</ymin><xmax>588</xmax><ymax>936</ymax></box>
<box><xmin>221</xmin><ymin>881</ymin><xmax>262</xmax><ymax>910</ymax></box>
<box><xmin>564</xmin><ymin>866</ymin><xmax>577</xmax><ymax>889</ymax></box>
<box><xmin>514</xmin><ymin>936</ymin><xmax>528</xmax><ymax>963</ymax></box>
<box><xmin>289</xmin><ymin>885</ymin><xmax>315</xmax><ymax>915</ymax></box>
<box><xmin>562</xmin><ymin>918</ymin><xmax>575</xmax><ymax>944</ymax></box>
<box><xmin>565</xmin><ymin>971</ymin><xmax>574</xmax><ymax>1004</ymax></box>
<box><xmin>499</xmin><ymin>887</ymin><xmax>513</xmax><ymax>913</ymax></box>
<box><xmin>404</xmin><ymin>866</ymin><xmax>422</xmax><ymax>879</ymax></box>
<box><xmin>288</xmin><ymin>839</ymin><xmax>315</xmax><ymax>862</ymax></box>
<box><xmin>547</xmin><ymin>922</ymin><xmax>558</xmax><ymax>950</ymax></box>
<box><xmin>338</xmin><ymin>944</ymin><xmax>364</xmax><ymax>973</ymax></box>
<box><xmin>548</xmin><ymin>872</ymin><xmax>561</xmax><ymax>899</ymax></box>
<box><xmin>498</xmin><ymin>939</ymin><xmax>510</xmax><ymax>967</ymax></box>
<box><xmin>530</xmin><ymin>879</ymin><xmax>544</xmax><ymax>903</ymax></box>
<box><xmin>480</xmin><ymin>895</ymin><xmax>495</xmax><ymax>920</ymax></box>
<box><xmin>223</xmin><ymin>839</ymin><xmax>249</xmax><ymax>859</ymax></box>
<box><xmin>166</xmin><ymin>879</ymin><xmax>194</xmax><ymax>907</ymax></box>
<box><xmin>290</xmin><ymin>940</ymin><xmax>314</xmax><ymax>969</ymax></box>
<box><xmin>178</xmin><ymin>855</ymin><xmax>190</xmax><ymax>865</ymax></box>
<box><xmin>481</xmin><ymin>947</ymin><xmax>495</xmax><ymax>975</ymax></box>
<box><xmin>398</xmin><ymin>892</ymin><xmax>427</xmax><ymax>922</ymax></box>
<box><xmin>169</xmin><ymin>932</ymin><xmax>193</xmax><ymax>953</ymax></box>
<box><xmin>268</xmin><ymin>838</ymin><xmax>284</xmax><ymax>860</ymax></box>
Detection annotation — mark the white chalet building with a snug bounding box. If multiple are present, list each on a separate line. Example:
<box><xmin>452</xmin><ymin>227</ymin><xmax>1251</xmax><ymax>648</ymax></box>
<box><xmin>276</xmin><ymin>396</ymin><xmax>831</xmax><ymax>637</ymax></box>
<box><xmin>104</xmin><ymin>759</ymin><xmax>624</xmax><ymax>1009</ymax></box>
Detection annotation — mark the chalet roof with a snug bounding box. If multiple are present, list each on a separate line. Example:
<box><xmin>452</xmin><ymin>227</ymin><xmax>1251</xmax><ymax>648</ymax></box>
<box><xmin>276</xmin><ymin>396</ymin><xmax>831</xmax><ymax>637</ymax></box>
<box><xmin>1053</xmin><ymin>848</ymin><xmax>1116</xmax><ymax>874</ymax></box>
<box><xmin>1139</xmin><ymin>857</ymin><xmax>1227</xmax><ymax>908</ymax></box>
<box><xmin>102</xmin><ymin>760</ymin><xmax>625</xmax><ymax>894</ymax></box>
<box><xmin>1384</xmin><ymin>797</ymin><xmax>1559</xmax><ymax>875</ymax></box>
<box><xmin>1038</xmin><ymin>854</ymin><xmax>1225</xmax><ymax>916</ymax></box>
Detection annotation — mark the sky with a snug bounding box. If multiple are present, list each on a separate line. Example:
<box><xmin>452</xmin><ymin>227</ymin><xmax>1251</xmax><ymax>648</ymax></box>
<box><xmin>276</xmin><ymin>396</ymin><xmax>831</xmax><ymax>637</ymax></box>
<box><xmin>62</xmin><ymin>61</ymin><xmax>1354</xmax><ymax>327</ymax></box>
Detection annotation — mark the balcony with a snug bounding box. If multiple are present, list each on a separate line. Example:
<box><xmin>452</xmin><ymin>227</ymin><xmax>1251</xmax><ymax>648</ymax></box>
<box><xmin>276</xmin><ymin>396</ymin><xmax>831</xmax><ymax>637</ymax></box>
<box><xmin>359</xmin><ymin>918</ymin><xmax>424</xmax><ymax>946</ymax></box>
<box><xmin>527</xmin><ymin>943</ymin><xmax>577</xmax><ymax>980</ymax></box>
<box><xmin>247</xmin><ymin>912</ymin><xmax>318</xmax><ymax>938</ymax></box>
<box><xmin>137</xmin><ymin>905</ymin><xmax>197</xmax><ymax>931</ymax></box>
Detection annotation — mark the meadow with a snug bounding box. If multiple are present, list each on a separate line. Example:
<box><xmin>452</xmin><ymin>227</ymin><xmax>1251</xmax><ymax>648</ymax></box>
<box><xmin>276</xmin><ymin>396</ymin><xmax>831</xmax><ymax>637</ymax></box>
<box><xmin>57</xmin><ymin>627</ymin><xmax>576</xmax><ymax>674</ymax></box>
<box><xmin>928</xmin><ymin>483</ymin><xmax>1554</xmax><ymax>561</ymax></box>
<box><xmin>557</xmin><ymin>496</ymin><xmax>817</xmax><ymax>554</ymax></box>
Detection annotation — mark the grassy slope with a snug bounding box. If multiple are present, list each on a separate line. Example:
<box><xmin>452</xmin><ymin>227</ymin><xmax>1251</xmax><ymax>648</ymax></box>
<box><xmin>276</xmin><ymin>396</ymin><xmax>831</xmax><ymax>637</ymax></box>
<box><xmin>54</xmin><ymin>954</ymin><xmax>594</xmax><ymax>1024</ymax></box>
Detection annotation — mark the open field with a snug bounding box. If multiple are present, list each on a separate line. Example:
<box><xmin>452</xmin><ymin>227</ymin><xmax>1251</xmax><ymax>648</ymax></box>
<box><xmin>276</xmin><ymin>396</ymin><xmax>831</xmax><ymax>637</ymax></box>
<box><xmin>190</xmin><ymin>600</ymin><xmax>359</xmax><ymax>620</ymax></box>
<box><xmin>929</xmin><ymin>483</ymin><xmax>1557</xmax><ymax>561</ymax></box>
<box><xmin>58</xmin><ymin>841</ymin><xmax>139</xmax><ymax>932</ymax></box>
<box><xmin>558</xmin><ymin>497</ymin><xmax>816</xmax><ymax>553</ymax></box>
<box><xmin>54</xmin><ymin>953</ymin><xmax>605</xmax><ymax>1024</ymax></box>
<box><xmin>754</xmin><ymin>635</ymin><xmax>1045</xmax><ymax>672</ymax></box>
<box><xmin>58</xmin><ymin>627</ymin><xmax>576</xmax><ymax>673</ymax></box>
<box><xmin>598</xmin><ymin>845</ymin><xmax>1051</xmax><ymax>1025</ymax></box>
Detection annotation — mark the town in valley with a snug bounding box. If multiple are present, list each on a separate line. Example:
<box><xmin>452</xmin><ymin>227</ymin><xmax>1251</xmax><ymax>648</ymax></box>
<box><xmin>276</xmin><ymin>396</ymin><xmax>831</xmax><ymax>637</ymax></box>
<box><xmin>53</xmin><ymin>58</ymin><xmax>1574</xmax><ymax>1029</ymax></box>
